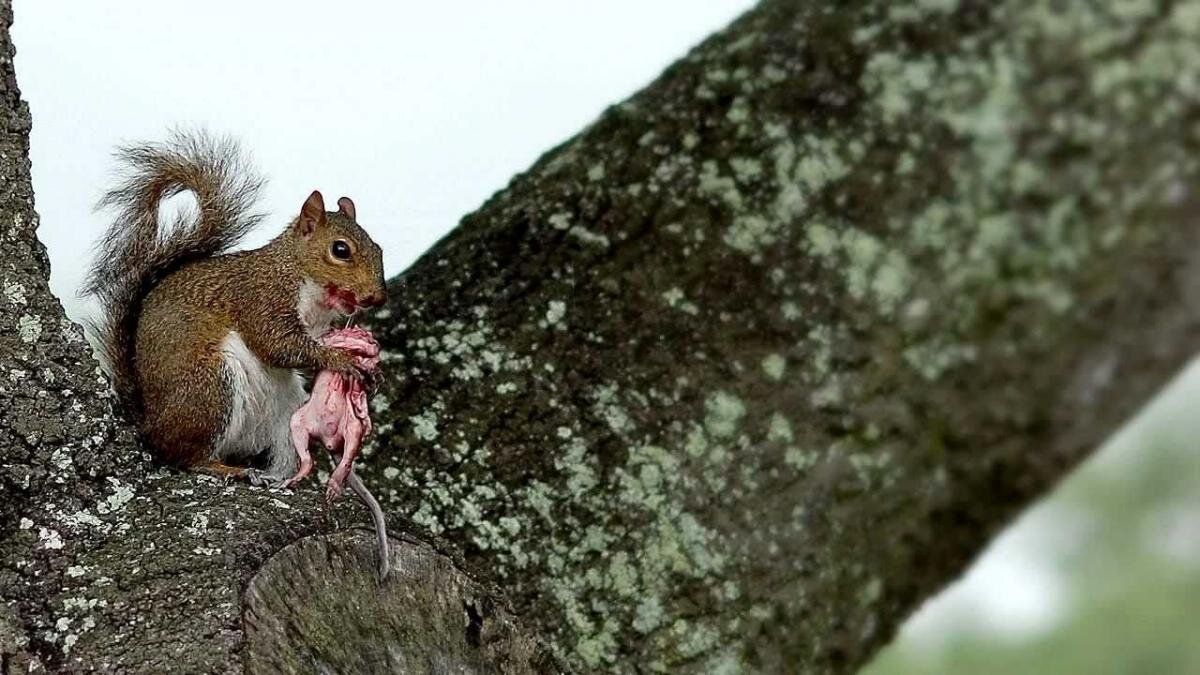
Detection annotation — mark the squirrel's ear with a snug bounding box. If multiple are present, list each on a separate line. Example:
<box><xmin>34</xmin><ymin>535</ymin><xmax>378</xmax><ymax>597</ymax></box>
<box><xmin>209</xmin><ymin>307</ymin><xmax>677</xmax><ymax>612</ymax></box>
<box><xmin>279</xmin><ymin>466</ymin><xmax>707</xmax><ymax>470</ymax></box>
<box><xmin>296</xmin><ymin>190</ymin><xmax>327</xmax><ymax>237</ymax></box>
<box><xmin>337</xmin><ymin>197</ymin><xmax>356</xmax><ymax>221</ymax></box>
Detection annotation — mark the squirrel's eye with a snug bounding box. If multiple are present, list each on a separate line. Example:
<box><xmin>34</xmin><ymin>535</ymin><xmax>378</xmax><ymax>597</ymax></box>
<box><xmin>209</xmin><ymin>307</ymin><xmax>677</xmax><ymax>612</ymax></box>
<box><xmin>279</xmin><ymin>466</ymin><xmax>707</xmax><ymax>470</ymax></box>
<box><xmin>330</xmin><ymin>240</ymin><xmax>352</xmax><ymax>261</ymax></box>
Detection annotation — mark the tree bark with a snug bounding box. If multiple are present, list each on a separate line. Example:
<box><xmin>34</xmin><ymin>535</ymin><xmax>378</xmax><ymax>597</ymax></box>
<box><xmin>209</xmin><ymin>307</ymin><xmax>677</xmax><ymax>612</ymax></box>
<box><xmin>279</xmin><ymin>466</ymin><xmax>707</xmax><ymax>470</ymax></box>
<box><xmin>4</xmin><ymin>0</ymin><xmax>1200</xmax><ymax>673</ymax></box>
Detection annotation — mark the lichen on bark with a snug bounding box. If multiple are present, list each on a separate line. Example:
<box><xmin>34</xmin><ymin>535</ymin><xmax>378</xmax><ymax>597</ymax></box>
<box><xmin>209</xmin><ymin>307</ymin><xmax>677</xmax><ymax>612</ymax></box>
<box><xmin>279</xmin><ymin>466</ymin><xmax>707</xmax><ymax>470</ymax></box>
<box><xmin>361</xmin><ymin>0</ymin><xmax>1200</xmax><ymax>671</ymax></box>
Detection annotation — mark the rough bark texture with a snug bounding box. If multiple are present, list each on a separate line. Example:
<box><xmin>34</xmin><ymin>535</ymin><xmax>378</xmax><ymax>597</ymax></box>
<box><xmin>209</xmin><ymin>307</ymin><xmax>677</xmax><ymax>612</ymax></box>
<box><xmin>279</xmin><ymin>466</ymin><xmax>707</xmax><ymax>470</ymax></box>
<box><xmin>3</xmin><ymin>0</ymin><xmax>1200</xmax><ymax>673</ymax></box>
<box><xmin>243</xmin><ymin>531</ymin><xmax>553</xmax><ymax>674</ymax></box>
<box><xmin>0</xmin><ymin>1</ymin><xmax>552</xmax><ymax>671</ymax></box>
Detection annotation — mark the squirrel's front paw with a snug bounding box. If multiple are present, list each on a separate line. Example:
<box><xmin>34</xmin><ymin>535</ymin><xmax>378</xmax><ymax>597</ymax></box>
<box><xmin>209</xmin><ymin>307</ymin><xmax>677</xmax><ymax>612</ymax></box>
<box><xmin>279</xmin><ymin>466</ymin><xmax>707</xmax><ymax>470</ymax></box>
<box><xmin>323</xmin><ymin>350</ymin><xmax>364</xmax><ymax>380</ymax></box>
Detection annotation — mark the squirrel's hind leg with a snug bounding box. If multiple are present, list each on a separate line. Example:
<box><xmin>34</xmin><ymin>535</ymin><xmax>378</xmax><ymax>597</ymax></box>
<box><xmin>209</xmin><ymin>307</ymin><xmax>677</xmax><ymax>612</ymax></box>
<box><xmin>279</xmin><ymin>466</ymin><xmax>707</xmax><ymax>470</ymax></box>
<box><xmin>190</xmin><ymin>460</ymin><xmax>254</xmax><ymax>482</ymax></box>
<box><xmin>190</xmin><ymin>460</ymin><xmax>281</xmax><ymax>487</ymax></box>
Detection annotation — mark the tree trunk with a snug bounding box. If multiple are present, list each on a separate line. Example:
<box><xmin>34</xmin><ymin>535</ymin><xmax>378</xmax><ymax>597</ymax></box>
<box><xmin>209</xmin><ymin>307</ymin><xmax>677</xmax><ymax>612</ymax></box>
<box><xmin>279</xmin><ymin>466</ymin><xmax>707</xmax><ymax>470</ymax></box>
<box><xmin>4</xmin><ymin>0</ymin><xmax>1200</xmax><ymax>673</ymax></box>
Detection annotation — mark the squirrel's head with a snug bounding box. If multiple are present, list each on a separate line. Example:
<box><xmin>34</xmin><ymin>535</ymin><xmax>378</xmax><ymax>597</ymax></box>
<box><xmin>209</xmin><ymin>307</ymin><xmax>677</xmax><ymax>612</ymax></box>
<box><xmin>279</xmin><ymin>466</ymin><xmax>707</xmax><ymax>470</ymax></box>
<box><xmin>291</xmin><ymin>190</ymin><xmax>387</xmax><ymax>315</ymax></box>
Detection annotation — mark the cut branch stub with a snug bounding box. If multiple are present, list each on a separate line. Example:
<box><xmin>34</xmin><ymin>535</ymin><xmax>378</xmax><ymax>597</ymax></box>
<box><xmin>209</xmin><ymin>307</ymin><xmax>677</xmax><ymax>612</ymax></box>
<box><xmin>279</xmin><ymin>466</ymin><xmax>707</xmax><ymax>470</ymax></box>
<box><xmin>243</xmin><ymin>531</ymin><xmax>562</xmax><ymax>674</ymax></box>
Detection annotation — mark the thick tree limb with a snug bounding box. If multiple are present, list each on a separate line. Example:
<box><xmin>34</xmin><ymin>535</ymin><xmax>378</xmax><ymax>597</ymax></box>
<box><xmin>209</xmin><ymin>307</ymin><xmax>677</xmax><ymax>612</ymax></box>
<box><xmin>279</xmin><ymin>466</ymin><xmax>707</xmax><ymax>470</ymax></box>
<box><xmin>361</xmin><ymin>1</ymin><xmax>1200</xmax><ymax>671</ymax></box>
<box><xmin>3</xmin><ymin>0</ymin><xmax>1200</xmax><ymax>673</ymax></box>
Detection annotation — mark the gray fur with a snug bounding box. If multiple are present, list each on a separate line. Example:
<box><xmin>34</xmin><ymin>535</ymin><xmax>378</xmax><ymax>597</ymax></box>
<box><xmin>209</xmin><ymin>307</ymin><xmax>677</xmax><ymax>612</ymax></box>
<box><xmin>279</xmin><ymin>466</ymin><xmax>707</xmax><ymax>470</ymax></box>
<box><xmin>83</xmin><ymin>129</ymin><xmax>265</xmax><ymax>418</ymax></box>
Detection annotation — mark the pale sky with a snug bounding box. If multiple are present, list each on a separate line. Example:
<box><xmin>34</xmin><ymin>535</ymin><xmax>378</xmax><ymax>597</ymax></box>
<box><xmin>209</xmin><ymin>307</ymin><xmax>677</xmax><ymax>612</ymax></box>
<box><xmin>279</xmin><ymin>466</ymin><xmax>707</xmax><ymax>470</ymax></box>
<box><xmin>13</xmin><ymin>0</ymin><xmax>751</xmax><ymax>319</ymax></box>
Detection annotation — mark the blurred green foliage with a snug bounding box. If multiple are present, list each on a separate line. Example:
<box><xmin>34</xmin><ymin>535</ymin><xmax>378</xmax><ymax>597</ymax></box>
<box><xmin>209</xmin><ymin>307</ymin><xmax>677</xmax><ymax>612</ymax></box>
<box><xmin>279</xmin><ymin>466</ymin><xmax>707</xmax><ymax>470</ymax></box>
<box><xmin>864</xmin><ymin>382</ymin><xmax>1200</xmax><ymax>675</ymax></box>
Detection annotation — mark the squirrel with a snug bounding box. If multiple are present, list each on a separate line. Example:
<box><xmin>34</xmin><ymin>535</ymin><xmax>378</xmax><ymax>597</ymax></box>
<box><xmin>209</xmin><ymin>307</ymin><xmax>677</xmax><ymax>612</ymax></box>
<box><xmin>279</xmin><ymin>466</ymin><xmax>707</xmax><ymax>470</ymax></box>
<box><xmin>84</xmin><ymin>131</ymin><xmax>387</xmax><ymax>484</ymax></box>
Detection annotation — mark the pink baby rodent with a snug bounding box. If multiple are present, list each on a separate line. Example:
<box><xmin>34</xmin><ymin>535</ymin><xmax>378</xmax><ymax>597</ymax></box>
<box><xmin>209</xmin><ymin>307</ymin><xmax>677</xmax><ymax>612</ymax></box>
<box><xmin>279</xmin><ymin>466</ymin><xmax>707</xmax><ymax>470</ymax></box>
<box><xmin>285</xmin><ymin>326</ymin><xmax>379</xmax><ymax>496</ymax></box>
<box><xmin>286</xmin><ymin>326</ymin><xmax>390</xmax><ymax>580</ymax></box>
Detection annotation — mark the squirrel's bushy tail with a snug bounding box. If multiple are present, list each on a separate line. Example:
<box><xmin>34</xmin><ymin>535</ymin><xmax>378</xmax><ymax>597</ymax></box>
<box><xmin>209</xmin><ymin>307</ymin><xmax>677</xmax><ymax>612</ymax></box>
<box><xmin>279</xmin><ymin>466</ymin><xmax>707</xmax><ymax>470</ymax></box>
<box><xmin>84</xmin><ymin>130</ymin><xmax>264</xmax><ymax>418</ymax></box>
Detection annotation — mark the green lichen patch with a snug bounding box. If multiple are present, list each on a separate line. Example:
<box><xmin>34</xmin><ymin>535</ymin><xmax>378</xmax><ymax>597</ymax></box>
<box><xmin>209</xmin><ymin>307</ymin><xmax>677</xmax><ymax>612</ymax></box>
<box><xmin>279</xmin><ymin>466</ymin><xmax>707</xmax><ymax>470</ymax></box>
<box><xmin>362</xmin><ymin>0</ymin><xmax>1200</xmax><ymax>672</ymax></box>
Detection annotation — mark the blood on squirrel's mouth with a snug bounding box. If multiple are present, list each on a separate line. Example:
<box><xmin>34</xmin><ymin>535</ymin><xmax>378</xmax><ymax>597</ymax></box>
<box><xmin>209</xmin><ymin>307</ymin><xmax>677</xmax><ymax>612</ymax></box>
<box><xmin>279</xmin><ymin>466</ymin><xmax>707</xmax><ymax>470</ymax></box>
<box><xmin>322</xmin><ymin>284</ymin><xmax>360</xmax><ymax>314</ymax></box>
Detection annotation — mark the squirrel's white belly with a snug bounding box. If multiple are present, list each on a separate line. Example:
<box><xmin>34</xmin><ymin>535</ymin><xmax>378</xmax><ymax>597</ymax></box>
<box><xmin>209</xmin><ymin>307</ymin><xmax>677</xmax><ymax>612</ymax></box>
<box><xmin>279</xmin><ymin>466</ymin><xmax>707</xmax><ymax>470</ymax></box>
<box><xmin>214</xmin><ymin>330</ymin><xmax>306</xmax><ymax>477</ymax></box>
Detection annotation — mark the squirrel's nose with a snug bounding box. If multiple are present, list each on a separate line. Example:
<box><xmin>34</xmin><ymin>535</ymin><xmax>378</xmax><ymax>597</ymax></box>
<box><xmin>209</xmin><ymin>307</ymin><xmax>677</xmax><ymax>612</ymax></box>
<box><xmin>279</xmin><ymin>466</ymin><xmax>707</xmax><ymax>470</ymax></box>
<box><xmin>360</xmin><ymin>290</ymin><xmax>386</xmax><ymax>308</ymax></box>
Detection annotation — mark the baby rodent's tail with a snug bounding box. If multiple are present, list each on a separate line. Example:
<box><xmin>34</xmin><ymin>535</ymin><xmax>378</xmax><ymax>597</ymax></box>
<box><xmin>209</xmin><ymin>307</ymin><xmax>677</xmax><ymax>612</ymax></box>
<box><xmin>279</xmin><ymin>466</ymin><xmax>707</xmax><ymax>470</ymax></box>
<box><xmin>83</xmin><ymin>130</ymin><xmax>264</xmax><ymax>418</ymax></box>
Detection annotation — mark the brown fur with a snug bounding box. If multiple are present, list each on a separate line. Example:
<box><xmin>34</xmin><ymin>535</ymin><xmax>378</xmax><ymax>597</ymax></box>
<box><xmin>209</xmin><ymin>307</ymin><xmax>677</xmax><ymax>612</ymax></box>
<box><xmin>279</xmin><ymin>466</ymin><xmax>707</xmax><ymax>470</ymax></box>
<box><xmin>84</xmin><ymin>131</ymin><xmax>386</xmax><ymax>471</ymax></box>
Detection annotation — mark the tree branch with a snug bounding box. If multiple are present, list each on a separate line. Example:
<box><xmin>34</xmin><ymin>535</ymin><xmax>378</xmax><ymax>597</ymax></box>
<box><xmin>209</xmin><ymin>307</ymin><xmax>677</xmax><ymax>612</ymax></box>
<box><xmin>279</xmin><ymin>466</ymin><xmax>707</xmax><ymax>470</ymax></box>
<box><xmin>3</xmin><ymin>0</ymin><xmax>1200</xmax><ymax>673</ymax></box>
<box><xmin>359</xmin><ymin>0</ymin><xmax>1200</xmax><ymax>670</ymax></box>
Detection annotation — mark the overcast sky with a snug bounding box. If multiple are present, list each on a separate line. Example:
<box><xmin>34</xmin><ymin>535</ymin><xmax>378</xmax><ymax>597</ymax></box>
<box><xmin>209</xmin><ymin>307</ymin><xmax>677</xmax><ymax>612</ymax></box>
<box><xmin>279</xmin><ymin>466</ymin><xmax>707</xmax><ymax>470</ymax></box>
<box><xmin>13</xmin><ymin>0</ymin><xmax>751</xmax><ymax>319</ymax></box>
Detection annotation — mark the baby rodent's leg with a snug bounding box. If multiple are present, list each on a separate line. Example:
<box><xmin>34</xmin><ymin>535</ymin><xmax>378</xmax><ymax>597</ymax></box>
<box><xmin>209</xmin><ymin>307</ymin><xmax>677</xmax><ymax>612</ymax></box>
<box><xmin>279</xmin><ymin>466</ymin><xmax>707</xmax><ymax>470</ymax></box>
<box><xmin>326</xmin><ymin>415</ymin><xmax>361</xmax><ymax>500</ymax></box>
<box><xmin>284</xmin><ymin>407</ymin><xmax>315</xmax><ymax>488</ymax></box>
